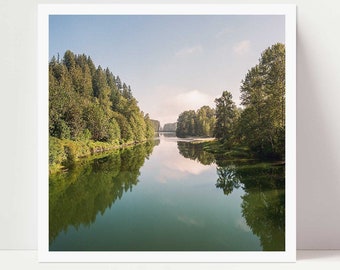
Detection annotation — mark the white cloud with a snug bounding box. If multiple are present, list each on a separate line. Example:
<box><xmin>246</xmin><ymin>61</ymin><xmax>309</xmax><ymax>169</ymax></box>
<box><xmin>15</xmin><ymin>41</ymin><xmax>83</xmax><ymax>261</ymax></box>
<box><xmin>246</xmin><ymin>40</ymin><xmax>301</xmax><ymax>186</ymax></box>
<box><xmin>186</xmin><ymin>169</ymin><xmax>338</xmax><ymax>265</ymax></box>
<box><xmin>175</xmin><ymin>90</ymin><xmax>213</xmax><ymax>109</ymax></box>
<box><xmin>146</xmin><ymin>86</ymin><xmax>217</xmax><ymax>125</ymax></box>
<box><xmin>233</xmin><ymin>40</ymin><xmax>251</xmax><ymax>56</ymax></box>
<box><xmin>175</xmin><ymin>45</ymin><xmax>203</xmax><ymax>57</ymax></box>
<box><xmin>166</xmin><ymin>156</ymin><xmax>212</xmax><ymax>176</ymax></box>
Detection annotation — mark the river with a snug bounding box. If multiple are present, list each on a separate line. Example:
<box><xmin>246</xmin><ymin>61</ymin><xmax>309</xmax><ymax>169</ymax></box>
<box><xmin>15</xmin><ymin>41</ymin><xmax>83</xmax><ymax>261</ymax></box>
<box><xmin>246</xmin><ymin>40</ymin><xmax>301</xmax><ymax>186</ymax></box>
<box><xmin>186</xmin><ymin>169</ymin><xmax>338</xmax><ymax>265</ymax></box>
<box><xmin>49</xmin><ymin>133</ymin><xmax>285</xmax><ymax>251</ymax></box>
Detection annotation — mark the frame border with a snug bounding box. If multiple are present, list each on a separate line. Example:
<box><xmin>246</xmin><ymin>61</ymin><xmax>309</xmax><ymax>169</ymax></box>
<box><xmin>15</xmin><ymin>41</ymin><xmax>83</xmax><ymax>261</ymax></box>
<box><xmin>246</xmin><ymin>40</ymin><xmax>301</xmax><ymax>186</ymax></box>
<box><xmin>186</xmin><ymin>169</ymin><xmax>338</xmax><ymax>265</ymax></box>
<box><xmin>38</xmin><ymin>3</ymin><xmax>296</xmax><ymax>262</ymax></box>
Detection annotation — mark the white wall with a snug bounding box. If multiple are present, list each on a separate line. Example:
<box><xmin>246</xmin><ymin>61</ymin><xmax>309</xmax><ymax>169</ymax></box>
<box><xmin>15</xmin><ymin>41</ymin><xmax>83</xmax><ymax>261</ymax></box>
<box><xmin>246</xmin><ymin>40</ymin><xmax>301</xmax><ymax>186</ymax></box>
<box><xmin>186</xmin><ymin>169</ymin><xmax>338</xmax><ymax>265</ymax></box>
<box><xmin>1</xmin><ymin>0</ymin><xmax>340</xmax><ymax>250</ymax></box>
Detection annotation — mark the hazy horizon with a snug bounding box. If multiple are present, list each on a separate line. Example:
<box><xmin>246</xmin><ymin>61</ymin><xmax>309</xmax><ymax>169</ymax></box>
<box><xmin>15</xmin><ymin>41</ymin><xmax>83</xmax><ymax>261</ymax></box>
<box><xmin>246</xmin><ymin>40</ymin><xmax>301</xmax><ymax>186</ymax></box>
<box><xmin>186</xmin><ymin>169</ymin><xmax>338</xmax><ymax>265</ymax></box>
<box><xmin>50</xmin><ymin>15</ymin><xmax>285</xmax><ymax>126</ymax></box>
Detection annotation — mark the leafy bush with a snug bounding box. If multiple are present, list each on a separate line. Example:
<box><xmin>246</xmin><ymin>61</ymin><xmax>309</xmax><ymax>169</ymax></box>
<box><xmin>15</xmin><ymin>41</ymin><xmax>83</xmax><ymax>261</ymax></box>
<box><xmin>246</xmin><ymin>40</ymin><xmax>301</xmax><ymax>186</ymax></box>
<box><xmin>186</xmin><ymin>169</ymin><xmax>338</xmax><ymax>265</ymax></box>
<box><xmin>49</xmin><ymin>136</ymin><xmax>67</xmax><ymax>166</ymax></box>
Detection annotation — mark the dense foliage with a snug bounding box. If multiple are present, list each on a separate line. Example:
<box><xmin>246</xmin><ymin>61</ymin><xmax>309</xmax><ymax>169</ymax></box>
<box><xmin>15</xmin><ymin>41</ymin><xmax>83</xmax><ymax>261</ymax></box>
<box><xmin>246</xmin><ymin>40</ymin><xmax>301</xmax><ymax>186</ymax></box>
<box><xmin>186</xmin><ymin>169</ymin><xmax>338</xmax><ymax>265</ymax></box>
<box><xmin>176</xmin><ymin>106</ymin><xmax>215</xmax><ymax>137</ymax></box>
<box><xmin>175</xmin><ymin>43</ymin><xmax>285</xmax><ymax>159</ymax></box>
<box><xmin>49</xmin><ymin>50</ymin><xmax>156</xmax><ymax>170</ymax></box>
<box><xmin>213</xmin><ymin>91</ymin><xmax>239</xmax><ymax>147</ymax></box>
<box><xmin>239</xmin><ymin>43</ymin><xmax>285</xmax><ymax>159</ymax></box>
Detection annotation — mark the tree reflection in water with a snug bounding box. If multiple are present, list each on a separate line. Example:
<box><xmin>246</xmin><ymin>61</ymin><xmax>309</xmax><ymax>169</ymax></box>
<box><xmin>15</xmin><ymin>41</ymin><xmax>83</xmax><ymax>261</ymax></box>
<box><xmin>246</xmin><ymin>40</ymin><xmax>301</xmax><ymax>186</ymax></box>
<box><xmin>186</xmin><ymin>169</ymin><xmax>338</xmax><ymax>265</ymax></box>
<box><xmin>177</xmin><ymin>141</ymin><xmax>285</xmax><ymax>251</ymax></box>
<box><xmin>177</xmin><ymin>141</ymin><xmax>215</xmax><ymax>165</ymax></box>
<box><xmin>49</xmin><ymin>140</ymin><xmax>158</xmax><ymax>245</ymax></box>
<box><xmin>215</xmin><ymin>165</ymin><xmax>240</xmax><ymax>195</ymax></box>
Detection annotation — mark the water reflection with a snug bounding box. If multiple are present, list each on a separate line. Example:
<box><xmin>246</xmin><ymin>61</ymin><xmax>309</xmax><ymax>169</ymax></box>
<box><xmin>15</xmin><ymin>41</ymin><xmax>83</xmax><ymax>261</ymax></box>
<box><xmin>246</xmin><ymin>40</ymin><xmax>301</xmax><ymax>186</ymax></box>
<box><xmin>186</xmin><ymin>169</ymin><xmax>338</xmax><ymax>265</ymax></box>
<box><xmin>176</xmin><ymin>141</ymin><xmax>285</xmax><ymax>251</ymax></box>
<box><xmin>177</xmin><ymin>141</ymin><xmax>215</xmax><ymax>165</ymax></box>
<box><xmin>216</xmin><ymin>165</ymin><xmax>241</xmax><ymax>195</ymax></box>
<box><xmin>49</xmin><ymin>136</ymin><xmax>284</xmax><ymax>251</ymax></box>
<box><xmin>49</xmin><ymin>141</ymin><xmax>157</xmax><ymax>245</ymax></box>
<box><xmin>148</xmin><ymin>136</ymin><xmax>213</xmax><ymax>183</ymax></box>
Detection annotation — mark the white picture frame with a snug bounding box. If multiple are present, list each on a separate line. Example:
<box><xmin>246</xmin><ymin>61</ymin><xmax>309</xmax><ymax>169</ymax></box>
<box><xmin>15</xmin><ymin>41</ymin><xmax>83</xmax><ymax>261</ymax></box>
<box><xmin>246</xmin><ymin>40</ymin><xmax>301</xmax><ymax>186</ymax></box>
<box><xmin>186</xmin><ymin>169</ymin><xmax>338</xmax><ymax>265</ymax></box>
<box><xmin>38</xmin><ymin>3</ymin><xmax>296</xmax><ymax>262</ymax></box>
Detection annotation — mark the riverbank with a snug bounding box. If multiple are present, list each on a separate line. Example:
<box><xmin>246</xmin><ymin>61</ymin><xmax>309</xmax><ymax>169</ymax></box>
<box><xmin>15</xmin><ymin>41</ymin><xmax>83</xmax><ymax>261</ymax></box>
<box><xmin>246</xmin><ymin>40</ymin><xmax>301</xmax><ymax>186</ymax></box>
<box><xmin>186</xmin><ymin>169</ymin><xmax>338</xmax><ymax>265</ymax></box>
<box><xmin>188</xmin><ymin>139</ymin><xmax>285</xmax><ymax>164</ymax></box>
<box><xmin>187</xmin><ymin>137</ymin><xmax>216</xmax><ymax>144</ymax></box>
<box><xmin>49</xmin><ymin>136</ymin><xmax>154</xmax><ymax>174</ymax></box>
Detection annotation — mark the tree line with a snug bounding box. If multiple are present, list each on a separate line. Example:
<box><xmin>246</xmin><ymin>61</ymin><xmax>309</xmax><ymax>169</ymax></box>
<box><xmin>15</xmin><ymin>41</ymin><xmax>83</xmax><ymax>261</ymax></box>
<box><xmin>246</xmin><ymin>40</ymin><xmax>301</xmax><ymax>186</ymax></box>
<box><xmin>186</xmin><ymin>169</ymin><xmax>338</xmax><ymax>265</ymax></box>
<box><xmin>49</xmin><ymin>50</ymin><xmax>156</xmax><ymax>170</ymax></box>
<box><xmin>176</xmin><ymin>106</ymin><xmax>216</xmax><ymax>137</ymax></box>
<box><xmin>176</xmin><ymin>43</ymin><xmax>285</xmax><ymax>159</ymax></box>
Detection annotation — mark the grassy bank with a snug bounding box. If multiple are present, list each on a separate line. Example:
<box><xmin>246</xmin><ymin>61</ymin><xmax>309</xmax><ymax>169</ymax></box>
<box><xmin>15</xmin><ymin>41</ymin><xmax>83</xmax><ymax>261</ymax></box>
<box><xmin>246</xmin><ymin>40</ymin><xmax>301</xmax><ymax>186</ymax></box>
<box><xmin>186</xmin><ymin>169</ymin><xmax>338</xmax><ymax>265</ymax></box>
<box><xmin>49</xmin><ymin>136</ymin><xmax>146</xmax><ymax>174</ymax></box>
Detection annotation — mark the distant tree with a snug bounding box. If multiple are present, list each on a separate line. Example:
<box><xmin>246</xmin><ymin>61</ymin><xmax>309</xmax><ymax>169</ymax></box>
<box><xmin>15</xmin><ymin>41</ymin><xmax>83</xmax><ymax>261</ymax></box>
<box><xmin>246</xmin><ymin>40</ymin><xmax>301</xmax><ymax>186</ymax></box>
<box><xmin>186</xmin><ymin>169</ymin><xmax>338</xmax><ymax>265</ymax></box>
<box><xmin>176</xmin><ymin>110</ymin><xmax>197</xmax><ymax>137</ymax></box>
<box><xmin>86</xmin><ymin>56</ymin><xmax>96</xmax><ymax>77</ymax></box>
<box><xmin>115</xmin><ymin>76</ymin><xmax>122</xmax><ymax>90</ymax></box>
<box><xmin>150</xmin><ymin>119</ymin><xmax>161</xmax><ymax>132</ymax></box>
<box><xmin>122</xmin><ymin>83</ymin><xmax>133</xmax><ymax>100</ymax></box>
<box><xmin>163</xmin><ymin>122</ymin><xmax>177</xmax><ymax>132</ymax></box>
<box><xmin>176</xmin><ymin>106</ymin><xmax>215</xmax><ymax>137</ymax></box>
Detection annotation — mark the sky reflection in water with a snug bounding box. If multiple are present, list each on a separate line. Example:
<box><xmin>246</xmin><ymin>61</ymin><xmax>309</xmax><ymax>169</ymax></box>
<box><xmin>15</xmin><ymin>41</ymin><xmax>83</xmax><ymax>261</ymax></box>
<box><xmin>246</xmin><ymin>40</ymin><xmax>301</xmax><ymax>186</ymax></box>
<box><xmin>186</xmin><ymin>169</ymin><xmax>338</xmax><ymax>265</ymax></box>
<box><xmin>49</xmin><ymin>134</ymin><xmax>284</xmax><ymax>251</ymax></box>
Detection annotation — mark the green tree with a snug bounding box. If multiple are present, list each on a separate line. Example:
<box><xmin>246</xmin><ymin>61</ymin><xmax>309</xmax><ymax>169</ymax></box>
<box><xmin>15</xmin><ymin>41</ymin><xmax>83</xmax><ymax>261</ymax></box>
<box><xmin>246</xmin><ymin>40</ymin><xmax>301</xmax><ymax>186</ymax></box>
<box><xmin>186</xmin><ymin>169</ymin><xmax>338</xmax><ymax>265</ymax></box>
<box><xmin>64</xmin><ymin>95</ymin><xmax>85</xmax><ymax>140</ymax></box>
<box><xmin>112</xmin><ymin>112</ymin><xmax>134</xmax><ymax>144</ymax></box>
<box><xmin>83</xmin><ymin>103</ymin><xmax>111</xmax><ymax>142</ymax></box>
<box><xmin>105</xmin><ymin>68</ymin><xmax>120</xmax><ymax>111</ymax></box>
<box><xmin>93</xmin><ymin>66</ymin><xmax>112</xmax><ymax>111</ymax></box>
<box><xmin>214</xmin><ymin>90</ymin><xmax>238</xmax><ymax>145</ymax></box>
<box><xmin>77</xmin><ymin>55</ymin><xmax>93</xmax><ymax>97</ymax></box>
<box><xmin>196</xmin><ymin>105</ymin><xmax>216</xmax><ymax>137</ymax></box>
<box><xmin>49</xmin><ymin>60</ymin><xmax>74</xmax><ymax>139</ymax></box>
<box><xmin>129</xmin><ymin>112</ymin><xmax>147</xmax><ymax>143</ymax></box>
<box><xmin>144</xmin><ymin>114</ymin><xmax>156</xmax><ymax>139</ymax></box>
<box><xmin>63</xmin><ymin>50</ymin><xmax>76</xmax><ymax>71</ymax></box>
<box><xmin>239</xmin><ymin>43</ymin><xmax>285</xmax><ymax>159</ymax></box>
<box><xmin>122</xmin><ymin>83</ymin><xmax>133</xmax><ymax>100</ymax></box>
<box><xmin>86</xmin><ymin>56</ymin><xmax>96</xmax><ymax>77</ymax></box>
<box><xmin>176</xmin><ymin>110</ymin><xmax>197</xmax><ymax>137</ymax></box>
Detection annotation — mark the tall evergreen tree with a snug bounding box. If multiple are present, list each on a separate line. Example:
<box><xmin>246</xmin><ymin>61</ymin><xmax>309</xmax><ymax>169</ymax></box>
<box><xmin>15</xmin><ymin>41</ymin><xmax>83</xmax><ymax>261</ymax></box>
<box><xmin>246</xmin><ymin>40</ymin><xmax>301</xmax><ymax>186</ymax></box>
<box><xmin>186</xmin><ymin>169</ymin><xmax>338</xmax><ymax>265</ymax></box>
<box><xmin>214</xmin><ymin>91</ymin><xmax>237</xmax><ymax>144</ymax></box>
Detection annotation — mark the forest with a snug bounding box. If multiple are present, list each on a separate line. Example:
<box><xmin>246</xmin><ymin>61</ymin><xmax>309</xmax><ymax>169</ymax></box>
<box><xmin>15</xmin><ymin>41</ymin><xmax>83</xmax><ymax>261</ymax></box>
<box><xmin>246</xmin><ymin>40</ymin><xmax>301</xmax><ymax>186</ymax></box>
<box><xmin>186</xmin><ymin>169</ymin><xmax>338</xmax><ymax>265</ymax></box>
<box><xmin>49</xmin><ymin>50</ymin><xmax>155</xmax><ymax>172</ymax></box>
<box><xmin>176</xmin><ymin>43</ymin><xmax>285</xmax><ymax>160</ymax></box>
<box><xmin>49</xmin><ymin>42</ymin><xmax>285</xmax><ymax>173</ymax></box>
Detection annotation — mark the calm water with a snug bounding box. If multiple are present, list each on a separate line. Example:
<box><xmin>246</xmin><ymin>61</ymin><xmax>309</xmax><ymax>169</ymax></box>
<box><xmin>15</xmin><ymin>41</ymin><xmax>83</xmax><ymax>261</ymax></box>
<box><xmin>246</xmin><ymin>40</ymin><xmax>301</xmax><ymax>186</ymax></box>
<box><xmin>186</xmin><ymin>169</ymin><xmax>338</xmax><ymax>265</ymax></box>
<box><xmin>49</xmin><ymin>133</ymin><xmax>285</xmax><ymax>251</ymax></box>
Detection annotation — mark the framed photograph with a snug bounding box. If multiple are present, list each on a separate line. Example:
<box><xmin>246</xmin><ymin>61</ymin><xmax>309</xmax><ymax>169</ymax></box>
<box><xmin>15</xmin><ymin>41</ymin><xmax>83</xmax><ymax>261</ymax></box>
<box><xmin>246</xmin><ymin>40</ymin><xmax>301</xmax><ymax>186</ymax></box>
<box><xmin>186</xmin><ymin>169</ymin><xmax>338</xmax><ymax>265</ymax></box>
<box><xmin>38</xmin><ymin>4</ymin><xmax>296</xmax><ymax>262</ymax></box>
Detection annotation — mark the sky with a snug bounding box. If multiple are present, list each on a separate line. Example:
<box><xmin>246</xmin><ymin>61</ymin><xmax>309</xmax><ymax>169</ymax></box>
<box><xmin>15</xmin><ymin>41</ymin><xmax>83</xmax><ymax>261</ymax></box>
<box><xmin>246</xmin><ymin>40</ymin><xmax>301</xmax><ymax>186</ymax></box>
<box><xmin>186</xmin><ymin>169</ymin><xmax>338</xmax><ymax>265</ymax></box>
<box><xmin>50</xmin><ymin>15</ymin><xmax>285</xmax><ymax>126</ymax></box>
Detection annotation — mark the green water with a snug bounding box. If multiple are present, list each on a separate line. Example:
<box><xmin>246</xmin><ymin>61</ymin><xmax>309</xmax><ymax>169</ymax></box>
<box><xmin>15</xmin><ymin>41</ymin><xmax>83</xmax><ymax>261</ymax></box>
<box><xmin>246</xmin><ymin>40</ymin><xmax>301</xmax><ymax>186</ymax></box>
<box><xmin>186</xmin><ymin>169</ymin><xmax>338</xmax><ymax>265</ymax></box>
<box><xmin>49</xmin><ymin>133</ymin><xmax>285</xmax><ymax>251</ymax></box>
